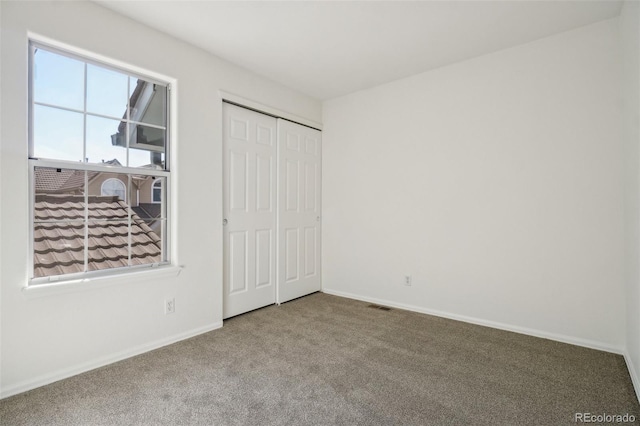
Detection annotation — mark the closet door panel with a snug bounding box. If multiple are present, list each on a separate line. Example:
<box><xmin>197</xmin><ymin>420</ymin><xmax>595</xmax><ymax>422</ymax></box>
<box><xmin>223</xmin><ymin>104</ymin><xmax>277</xmax><ymax>318</ymax></box>
<box><xmin>277</xmin><ymin>120</ymin><xmax>321</xmax><ymax>303</ymax></box>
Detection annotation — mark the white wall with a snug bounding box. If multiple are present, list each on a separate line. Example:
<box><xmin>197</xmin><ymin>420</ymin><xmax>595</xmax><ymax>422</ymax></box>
<box><xmin>0</xmin><ymin>1</ymin><xmax>321</xmax><ymax>397</ymax></box>
<box><xmin>322</xmin><ymin>19</ymin><xmax>625</xmax><ymax>352</ymax></box>
<box><xmin>621</xmin><ymin>0</ymin><xmax>640</xmax><ymax>400</ymax></box>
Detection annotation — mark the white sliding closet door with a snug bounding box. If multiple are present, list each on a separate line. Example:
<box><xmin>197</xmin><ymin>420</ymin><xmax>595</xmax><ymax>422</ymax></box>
<box><xmin>277</xmin><ymin>119</ymin><xmax>322</xmax><ymax>303</ymax></box>
<box><xmin>223</xmin><ymin>103</ymin><xmax>277</xmax><ymax>319</ymax></box>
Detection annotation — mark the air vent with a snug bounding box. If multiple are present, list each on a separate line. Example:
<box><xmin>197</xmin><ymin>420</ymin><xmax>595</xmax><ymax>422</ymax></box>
<box><xmin>368</xmin><ymin>304</ymin><xmax>391</xmax><ymax>311</ymax></box>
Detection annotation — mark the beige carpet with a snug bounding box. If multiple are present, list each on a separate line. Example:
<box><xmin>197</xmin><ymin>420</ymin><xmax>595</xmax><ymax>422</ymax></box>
<box><xmin>1</xmin><ymin>292</ymin><xmax>638</xmax><ymax>425</ymax></box>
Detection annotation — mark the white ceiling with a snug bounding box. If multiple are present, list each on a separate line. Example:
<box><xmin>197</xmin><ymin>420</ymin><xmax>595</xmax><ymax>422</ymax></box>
<box><xmin>94</xmin><ymin>1</ymin><xmax>622</xmax><ymax>101</ymax></box>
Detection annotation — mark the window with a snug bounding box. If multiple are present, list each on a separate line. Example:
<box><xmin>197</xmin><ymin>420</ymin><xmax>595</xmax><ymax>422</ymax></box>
<box><xmin>101</xmin><ymin>178</ymin><xmax>126</xmax><ymax>201</ymax></box>
<box><xmin>152</xmin><ymin>179</ymin><xmax>162</xmax><ymax>203</ymax></box>
<box><xmin>29</xmin><ymin>42</ymin><xmax>171</xmax><ymax>283</ymax></box>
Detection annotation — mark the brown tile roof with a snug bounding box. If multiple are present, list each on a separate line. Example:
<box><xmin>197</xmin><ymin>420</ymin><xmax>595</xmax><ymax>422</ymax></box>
<box><xmin>34</xmin><ymin>194</ymin><xmax>162</xmax><ymax>278</ymax></box>
<box><xmin>35</xmin><ymin>168</ymin><xmax>91</xmax><ymax>193</ymax></box>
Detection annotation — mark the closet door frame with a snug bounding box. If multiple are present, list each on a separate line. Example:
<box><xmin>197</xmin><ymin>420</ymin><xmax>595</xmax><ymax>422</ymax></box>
<box><xmin>221</xmin><ymin>95</ymin><xmax>322</xmax><ymax>317</ymax></box>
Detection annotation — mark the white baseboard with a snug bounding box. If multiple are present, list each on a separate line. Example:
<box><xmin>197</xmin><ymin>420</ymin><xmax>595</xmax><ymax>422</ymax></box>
<box><xmin>624</xmin><ymin>351</ymin><xmax>640</xmax><ymax>404</ymax></box>
<box><xmin>321</xmin><ymin>288</ymin><xmax>624</xmax><ymax>355</ymax></box>
<box><xmin>0</xmin><ymin>322</ymin><xmax>223</xmax><ymax>400</ymax></box>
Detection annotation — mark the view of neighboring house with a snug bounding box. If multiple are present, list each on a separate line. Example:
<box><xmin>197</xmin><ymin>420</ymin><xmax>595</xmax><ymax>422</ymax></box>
<box><xmin>111</xmin><ymin>78</ymin><xmax>166</xmax><ymax>158</ymax></box>
<box><xmin>33</xmin><ymin>163</ymin><xmax>164</xmax><ymax>278</ymax></box>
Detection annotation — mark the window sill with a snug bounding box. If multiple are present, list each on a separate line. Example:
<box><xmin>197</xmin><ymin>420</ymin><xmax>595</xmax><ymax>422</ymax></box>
<box><xmin>22</xmin><ymin>265</ymin><xmax>183</xmax><ymax>298</ymax></box>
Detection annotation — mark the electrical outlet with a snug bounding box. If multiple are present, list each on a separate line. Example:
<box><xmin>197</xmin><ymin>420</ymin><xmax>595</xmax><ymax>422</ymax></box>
<box><xmin>165</xmin><ymin>298</ymin><xmax>175</xmax><ymax>314</ymax></box>
<box><xmin>404</xmin><ymin>275</ymin><xmax>412</xmax><ymax>286</ymax></box>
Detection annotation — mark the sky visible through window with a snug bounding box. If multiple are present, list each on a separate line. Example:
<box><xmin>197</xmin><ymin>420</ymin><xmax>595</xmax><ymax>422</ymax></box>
<box><xmin>33</xmin><ymin>48</ymin><xmax>161</xmax><ymax>167</ymax></box>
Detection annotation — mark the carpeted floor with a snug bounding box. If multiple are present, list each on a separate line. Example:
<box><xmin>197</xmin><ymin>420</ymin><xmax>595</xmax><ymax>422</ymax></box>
<box><xmin>1</xmin><ymin>292</ymin><xmax>639</xmax><ymax>425</ymax></box>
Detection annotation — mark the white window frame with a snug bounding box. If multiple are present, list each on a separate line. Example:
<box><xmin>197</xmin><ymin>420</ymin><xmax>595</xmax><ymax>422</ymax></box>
<box><xmin>28</xmin><ymin>40</ymin><xmax>173</xmax><ymax>286</ymax></box>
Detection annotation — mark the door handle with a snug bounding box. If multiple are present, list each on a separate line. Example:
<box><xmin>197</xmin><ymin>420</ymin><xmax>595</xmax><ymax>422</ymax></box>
<box><xmin>223</xmin><ymin>219</ymin><xmax>228</xmax><ymax>226</ymax></box>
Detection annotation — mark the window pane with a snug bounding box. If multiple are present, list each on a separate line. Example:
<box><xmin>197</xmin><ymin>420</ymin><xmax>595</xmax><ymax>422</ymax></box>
<box><xmin>34</xmin><ymin>167</ymin><xmax>86</xmax><ymax>206</ymax></box>
<box><xmin>130</xmin><ymin>124</ymin><xmax>165</xmax><ymax>150</ymax></box>
<box><xmin>33</xmin><ymin>221</ymin><xmax>86</xmax><ymax>278</ymax></box>
<box><xmin>152</xmin><ymin>179</ymin><xmax>162</xmax><ymax>204</ymax></box>
<box><xmin>132</xmin><ymin>176</ymin><xmax>165</xmax><ymax>224</ymax></box>
<box><xmin>86</xmin><ymin>64</ymin><xmax>129</xmax><ymax>118</ymax></box>
<box><xmin>131</xmin><ymin>176</ymin><xmax>164</xmax><ymax>262</ymax></box>
<box><xmin>128</xmin><ymin>123</ymin><xmax>165</xmax><ymax>168</ymax></box>
<box><xmin>33</xmin><ymin>105</ymin><xmax>84</xmax><ymax>162</ymax></box>
<box><xmin>132</xmin><ymin>175</ymin><xmax>155</xmax><ymax>205</ymax></box>
<box><xmin>88</xmin><ymin>221</ymin><xmax>130</xmax><ymax>271</ymax></box>
<box><xmin>88</xmin><ymin>172</ymin><xmax>129</xmax><ymax>221</ymax></box>
<box><xmin>33</xmin><ymin>167</ymin><xmax>87</xmax><ymax>279</ymax></box>
<box><xmin>130</xmin><ymin>174</ymin><xmax>165</xmax><ymax>265</ymax></box>
<box><xmin>129</xmin><ymin>77</ymin><xmax>166</xmax><ymax>127</ymax></box>
<box><xmin>131</xmin><ymin>217</ymin><xmax>164</xmax><ymax>266</ymax></box>
<box><xmin>85</xmin><ymin>115</ymin><xmax>127</xmax><ymax>166</ymax></box>
<box><xmin>33</xmin><ymin>48</ymin><xmax>84</xmax><ymax>110</ymax></box>
<box><xmin>101</xmin><ymin>178</ymin><xmax>126</xmax><ymax>200</ymax></box>
<box><xmin>129</xmin><ymin>148</ymin><xmax>164</xmax><ymax>169</ymax></box>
